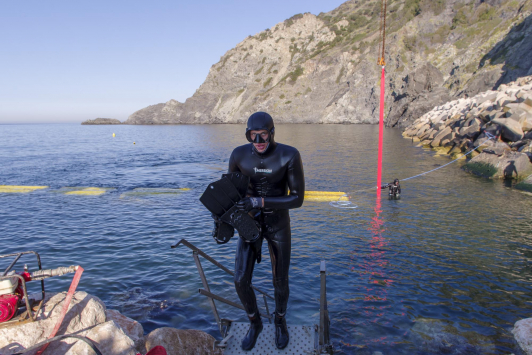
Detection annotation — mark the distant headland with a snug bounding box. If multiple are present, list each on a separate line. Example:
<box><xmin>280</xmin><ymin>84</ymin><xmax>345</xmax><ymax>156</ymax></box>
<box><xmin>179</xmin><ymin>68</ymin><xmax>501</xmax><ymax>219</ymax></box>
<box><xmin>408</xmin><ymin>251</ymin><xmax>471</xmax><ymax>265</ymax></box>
<box><xmin>81</xmin><ymin>118</ymin><xmax>123</xmax><ymax>125</ymax></box>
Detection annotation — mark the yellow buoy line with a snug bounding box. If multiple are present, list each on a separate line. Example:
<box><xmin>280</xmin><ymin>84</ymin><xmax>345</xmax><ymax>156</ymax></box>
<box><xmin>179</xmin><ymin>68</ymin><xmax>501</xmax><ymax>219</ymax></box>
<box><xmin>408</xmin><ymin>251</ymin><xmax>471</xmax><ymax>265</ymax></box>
<box><xmin>0</xmin><ymin>185</ymin><xmax>49</xmax><ymax>193</ymax></box>
<box><xmin>0</xmin><ymin>185</ymin><xmax>347</xmax><ymax>202</ymax></box>
<box><xmin>304</xmin><ymin>191</ymin><xmax>349</xmax><ymax>202</ymax></box>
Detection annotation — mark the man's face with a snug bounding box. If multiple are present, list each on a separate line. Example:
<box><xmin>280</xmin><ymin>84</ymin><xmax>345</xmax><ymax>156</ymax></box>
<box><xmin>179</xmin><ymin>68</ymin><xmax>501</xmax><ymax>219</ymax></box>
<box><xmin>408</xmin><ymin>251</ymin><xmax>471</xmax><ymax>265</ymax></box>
<box><xmin>250</xmin><ymin>129</ymin><xmax>269</xmax><ymax>152</ymax></box>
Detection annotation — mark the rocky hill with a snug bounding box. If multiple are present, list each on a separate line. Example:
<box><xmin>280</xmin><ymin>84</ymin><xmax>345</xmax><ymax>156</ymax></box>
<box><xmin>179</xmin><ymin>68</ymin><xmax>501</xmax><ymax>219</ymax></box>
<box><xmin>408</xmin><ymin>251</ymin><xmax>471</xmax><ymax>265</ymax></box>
<box><xmin>82</xmin><ymin>118</ymin><xmax>123</xmax><ymax>125</ymax></box>
<box><xmin>126</xmin><ymin>0</ymin><xmax>532</xmax><ymax>127</ymax></box>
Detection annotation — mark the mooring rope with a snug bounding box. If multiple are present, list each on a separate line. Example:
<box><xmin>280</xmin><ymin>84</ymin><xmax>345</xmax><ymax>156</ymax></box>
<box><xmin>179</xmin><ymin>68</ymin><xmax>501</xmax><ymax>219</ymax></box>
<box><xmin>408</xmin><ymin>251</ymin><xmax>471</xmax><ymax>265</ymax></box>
<box><xmin>401</xmin><ymin>133</ymin><xmax>495</xmax><ymax>181</ymax></box>
<box><xmin>329</xmin><ymin>133</ymin><xmax>496</xmax><ymax>209</ymax></box>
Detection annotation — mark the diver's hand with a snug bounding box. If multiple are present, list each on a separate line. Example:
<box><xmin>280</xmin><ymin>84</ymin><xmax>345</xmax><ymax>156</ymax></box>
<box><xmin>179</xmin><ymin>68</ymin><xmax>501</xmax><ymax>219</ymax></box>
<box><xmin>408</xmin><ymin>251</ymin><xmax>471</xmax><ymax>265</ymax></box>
<box><xmin>236</xmin><ymin>197</ymin><xmax>262</xmax><ymax>212</ymax></box>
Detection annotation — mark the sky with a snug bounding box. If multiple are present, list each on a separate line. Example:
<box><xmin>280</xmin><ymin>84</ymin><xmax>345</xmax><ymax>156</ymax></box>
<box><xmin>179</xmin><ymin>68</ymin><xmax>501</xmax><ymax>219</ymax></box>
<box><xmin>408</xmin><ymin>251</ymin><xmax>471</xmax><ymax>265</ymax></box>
<box><xmin>0</xmin><ymin>0</ymin><xmax>347</xmax><ymax>124</ymax></box>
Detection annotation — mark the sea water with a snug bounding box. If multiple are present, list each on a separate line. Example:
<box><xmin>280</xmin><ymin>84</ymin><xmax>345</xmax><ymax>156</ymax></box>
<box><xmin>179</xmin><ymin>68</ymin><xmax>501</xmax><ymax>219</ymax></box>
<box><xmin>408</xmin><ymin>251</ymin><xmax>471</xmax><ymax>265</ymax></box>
<box><xmin>1</xmin><ymin>124</ymin><xmax>531</xmax><ymax>354</ymax></box>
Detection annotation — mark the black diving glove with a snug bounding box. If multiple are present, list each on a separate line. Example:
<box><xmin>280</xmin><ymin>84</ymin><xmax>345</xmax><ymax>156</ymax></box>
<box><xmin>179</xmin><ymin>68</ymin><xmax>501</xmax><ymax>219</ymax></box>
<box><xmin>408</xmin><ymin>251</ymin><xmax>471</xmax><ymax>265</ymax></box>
<box><xmin>236</xmin><ymin>197</ymin><xmax>262</xmax><ymax>213</ymax></box>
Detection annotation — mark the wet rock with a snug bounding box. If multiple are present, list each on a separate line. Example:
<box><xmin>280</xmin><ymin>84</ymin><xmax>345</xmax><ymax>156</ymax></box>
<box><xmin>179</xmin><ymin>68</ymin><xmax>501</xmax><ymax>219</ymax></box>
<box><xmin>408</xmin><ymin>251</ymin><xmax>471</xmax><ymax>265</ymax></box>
<box><xmin>512</xmin><ymin>318</ymin><xmax>532</xmax><ymax>354</ymax></box>
<box><xmin>408</xmin><ymin>318</ymin><xmax>495</xmax><ymax>355</ymax></box>
<box><xmin>516</xmin><ymin>175</ymin><xmax>532</xmax><ymax>194</ymax></box>
<box><xmin>463</xmin><ymin>151</ymin><xmax>532</xmax><ymax>179</ymax></box>
<box><xmin>0</xmin><ymin>291</ymin><xmax>107</xmax><ymax>354</ymax></box>
<box><xmin>145</xmin><ymin>327</ymin><xmax>221</xmax><ymax>355</ymax></box>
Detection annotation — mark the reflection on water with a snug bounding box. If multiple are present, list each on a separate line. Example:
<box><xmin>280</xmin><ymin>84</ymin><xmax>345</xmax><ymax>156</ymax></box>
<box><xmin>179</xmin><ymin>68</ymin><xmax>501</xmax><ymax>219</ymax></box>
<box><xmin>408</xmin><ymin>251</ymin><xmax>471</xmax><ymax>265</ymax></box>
<box><xmin>1</xmin><ymin>124</ymin><xmax>531</xmax><ymax>354</ymax></box>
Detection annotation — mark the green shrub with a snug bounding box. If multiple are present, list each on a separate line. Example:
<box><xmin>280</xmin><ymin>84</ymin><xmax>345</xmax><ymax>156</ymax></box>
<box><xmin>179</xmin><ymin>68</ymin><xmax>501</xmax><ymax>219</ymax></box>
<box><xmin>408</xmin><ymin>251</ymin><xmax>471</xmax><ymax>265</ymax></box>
<box><xmin>477</xmin><ymin>4</ymin><xmax>497</xmax><ymax>21</ymax></box>
<box><xmin>217</xmin><ymin>54</ymin><xmax>232</xmax><ymax>71</ymax></box>
<box><xmin>287</xmin><ymin>65</ymin><xmax>304</xmax><ymax>83</ymax></box>
<box><xmin>304</xmin><ymin>87</ymin><xmax>312</xmax><ymax>94</ymax></box>
<box><xmin>452</xmin><ymin>9</ymin><xmax>468</xmax><ymax>29</ymax></box>
<box><xmin>262</xmin><ymin>57</ymin><xmax>266</xmax><ymax>64</ymax></box>
<box><xmin>403</xmin><ymin>35</ymin><xmax>419</xmax><ymax>51</ymax></box>
<box><xmin>285</xmin><ymin>13</ymin><xmax>304</xmax><ymax>27</ymax></box>
<box><xmin>236</xmin><ymin>89</ymin><xmax>245</xmax><ymax>96</ymax></box>
<box><xmin>279</xmin><ymin>94</ymin><xmax>285</xmax><ymax>99</ymax></box>
<box><xmin>254</xmin><ymin>66</ymin><xmax>264</xmax><ymax>75</ymax></box>
<box><xmin>421</xmin><ymin>0</ymin><xmax>446</xmax><ymax>16</ymax></box>
<box><xmin>263</xmin><ymin>77</ymin><xmax>273</xmax><ymax>88</ymax></box>
<box><xmin>336</xmin><ymin>67</ymin><xmax>345</xmax><ymax>84</ymax></box>
<box><xmin>285</xmin><ymin>101</ymin><xmax>292</xmax><ymax>104</ymax></box>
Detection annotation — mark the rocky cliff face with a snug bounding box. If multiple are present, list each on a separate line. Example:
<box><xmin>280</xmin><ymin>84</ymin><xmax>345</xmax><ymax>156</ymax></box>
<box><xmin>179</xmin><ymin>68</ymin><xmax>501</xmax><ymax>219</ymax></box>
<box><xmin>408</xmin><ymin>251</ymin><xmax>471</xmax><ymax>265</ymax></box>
<box><xmin>126</xmin><ymin>0</ymin><xmax>532</xmax><ymax>127</ymax></box>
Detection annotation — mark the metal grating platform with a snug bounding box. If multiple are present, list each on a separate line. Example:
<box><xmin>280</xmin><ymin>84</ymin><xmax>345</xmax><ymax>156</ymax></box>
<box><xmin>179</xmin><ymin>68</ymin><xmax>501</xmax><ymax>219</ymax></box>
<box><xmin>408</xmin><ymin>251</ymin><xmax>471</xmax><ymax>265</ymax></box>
<box><xmin>223</xmin><ymin>322</ymin><xmax>316</xmax><ymax>355</ymax></box>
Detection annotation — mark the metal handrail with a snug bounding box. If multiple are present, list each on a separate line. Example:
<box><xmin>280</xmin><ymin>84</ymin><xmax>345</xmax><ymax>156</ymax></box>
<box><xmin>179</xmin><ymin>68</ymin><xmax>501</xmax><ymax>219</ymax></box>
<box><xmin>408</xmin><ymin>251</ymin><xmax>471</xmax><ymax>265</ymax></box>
<box><xmin>172</xmin><ymin>239</ymin><xmax>274</xmax><ymax>299</ymax></box>
<box><xmin>172</xmin><ymin>238</ymin><xmax>273</xmax><ymax>336</ymax></box>
<box><xmin>319</xmin><ymin>260</ymin><xmax>333</xmax><ymax>354</ymax></box>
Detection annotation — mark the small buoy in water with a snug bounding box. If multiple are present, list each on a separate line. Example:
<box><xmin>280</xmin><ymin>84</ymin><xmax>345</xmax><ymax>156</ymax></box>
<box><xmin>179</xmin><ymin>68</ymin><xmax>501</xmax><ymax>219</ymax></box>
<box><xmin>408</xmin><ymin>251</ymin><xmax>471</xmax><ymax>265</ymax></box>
<box><xmin>112</xmin><ymin>133</ymin><xmax>115</xmax><ymax>137</ymax></box>
<box><xmin>133</xmin><ymin>142</ymin><xmax>136</xmax><ymax>145</ymax></box>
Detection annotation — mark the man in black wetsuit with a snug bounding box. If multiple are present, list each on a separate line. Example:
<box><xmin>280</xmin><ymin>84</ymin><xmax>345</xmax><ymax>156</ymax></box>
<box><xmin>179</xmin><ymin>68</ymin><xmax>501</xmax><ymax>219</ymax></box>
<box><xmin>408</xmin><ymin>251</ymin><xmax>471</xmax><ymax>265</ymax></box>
<box><xmin>228</xmin><ymin>111</ymin><xmax>305</xmax><ymax>351</ymax></box>
<box><xmin>381</xmin><ymin>178</ymin><xmax>401</xmax><ymax>197</ymax></box>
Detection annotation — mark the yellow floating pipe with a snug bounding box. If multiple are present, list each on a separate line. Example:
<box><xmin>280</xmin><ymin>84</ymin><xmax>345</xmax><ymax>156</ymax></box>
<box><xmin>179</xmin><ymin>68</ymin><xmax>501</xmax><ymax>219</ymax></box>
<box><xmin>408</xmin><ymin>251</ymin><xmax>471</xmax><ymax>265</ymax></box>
<box><xmin>305</xmin><ymin>195</ymin><xmax>349</xmax><ymax>202</ymax></box>
<box><xmin>64</xmin><ymin>187</ymin><xmax>109</xmax><ymax>196</ymax></box>
<box><xmin>119</xmin><ymin>187</ymin><xmax>191</xmax><ymax>198</ymax></box>
<box><xmin>305</xmin><ymin>191</ymin><xmax>346</xmax><ymax>196</ymax></box>
<box><xmin>0</xmin><ymin>185</ymin><xmax>49</xmax><ymax>193</ymax></box>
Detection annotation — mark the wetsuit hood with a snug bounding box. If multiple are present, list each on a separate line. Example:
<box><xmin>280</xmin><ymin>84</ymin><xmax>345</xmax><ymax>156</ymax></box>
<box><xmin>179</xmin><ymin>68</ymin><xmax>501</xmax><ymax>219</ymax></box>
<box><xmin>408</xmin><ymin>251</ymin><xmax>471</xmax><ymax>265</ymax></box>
<box><xmin>245</xmin><ymin>112</ymin><xmax>276</xmax><ymax>155</ymax></box>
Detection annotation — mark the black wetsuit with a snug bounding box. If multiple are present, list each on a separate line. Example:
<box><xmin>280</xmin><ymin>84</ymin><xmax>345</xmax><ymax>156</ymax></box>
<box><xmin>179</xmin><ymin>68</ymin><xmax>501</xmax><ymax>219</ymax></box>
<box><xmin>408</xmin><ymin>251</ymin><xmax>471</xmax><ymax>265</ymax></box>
<box><xmin>382</xmin><ymin>183</ymin><xmax>401</xmax><ymax>196</ymax></box>
<box><xmin>228</xmin><ymin>141</ymin><xmax>304</xmax><ymax>317</ymax></box>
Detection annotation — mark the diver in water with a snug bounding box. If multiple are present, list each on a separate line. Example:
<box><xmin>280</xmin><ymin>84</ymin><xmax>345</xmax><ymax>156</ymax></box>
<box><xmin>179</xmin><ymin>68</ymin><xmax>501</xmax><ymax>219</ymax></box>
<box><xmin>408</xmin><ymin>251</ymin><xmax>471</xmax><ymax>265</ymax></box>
<box><xmin>381</xmin><ymin>178</ymin><xmax>401</xmax><ymax>197</ymax></box>
<box><xmin>227</xmin><ymin>111</ymin><xmax>305</xmax><ymax>351</ymax></box>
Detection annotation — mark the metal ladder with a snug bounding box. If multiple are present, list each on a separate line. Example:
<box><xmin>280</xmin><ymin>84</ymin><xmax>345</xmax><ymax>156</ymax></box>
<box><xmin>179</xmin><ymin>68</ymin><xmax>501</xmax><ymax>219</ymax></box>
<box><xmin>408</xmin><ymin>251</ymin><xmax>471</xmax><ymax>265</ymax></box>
<box><xmin>172</xmin><ymin>239</ymin><xmax>333</xmax><ymax>354</ymax></box>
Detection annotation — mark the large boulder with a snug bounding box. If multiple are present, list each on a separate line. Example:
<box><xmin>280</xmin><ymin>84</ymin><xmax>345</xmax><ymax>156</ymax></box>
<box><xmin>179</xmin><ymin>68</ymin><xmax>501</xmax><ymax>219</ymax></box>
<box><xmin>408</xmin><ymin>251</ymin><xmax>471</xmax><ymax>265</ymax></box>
<box><xmin>513</xmin><ymin>318</ymin><xmax>532</xmax><ymax>354</ymax></box>
<box><xmin>492</xmin><ymin>117</ymin><xmax>524</xmax><ymax>141</ymax></box>
<box><xmin>106</xmin><ymin>309</ymin><xmax>145</xmax><ymax>353</ymax></box>
<box><xmin>0</xmin><ymin>291</ymin><xmax>107</xmax><ymax>354</ymax></box>
<box><xmin>431</xmin><ymin>127</ymin><xmax>453</xmax><ymax>147</ymax></box>
<box><xmin>463</xmin><ymin>151</ymin><xmax>532</xmax><ymax>179</ymax></box>
<box><xmin>45</xmin><ymin>320</ymin><xmax>137</xmax><ymax>355</ymax></box>
<box><xmin>145</xmin><ymin>328</ymin><xmax>221</xmax><ymax>355</ymax></box>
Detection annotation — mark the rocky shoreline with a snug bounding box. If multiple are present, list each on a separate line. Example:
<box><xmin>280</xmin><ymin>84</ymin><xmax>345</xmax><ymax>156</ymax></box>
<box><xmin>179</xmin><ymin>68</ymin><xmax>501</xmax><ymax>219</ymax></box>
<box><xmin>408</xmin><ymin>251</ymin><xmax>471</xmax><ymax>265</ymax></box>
<box><xmin>402</xmin><ymin>75</ymin><xmax>532</xmax><ymax>193</ymax></box>
<box><xmin>0</xmin><ymin>291</ymin><xmax>220</xmax><ymax>355</ymax></box>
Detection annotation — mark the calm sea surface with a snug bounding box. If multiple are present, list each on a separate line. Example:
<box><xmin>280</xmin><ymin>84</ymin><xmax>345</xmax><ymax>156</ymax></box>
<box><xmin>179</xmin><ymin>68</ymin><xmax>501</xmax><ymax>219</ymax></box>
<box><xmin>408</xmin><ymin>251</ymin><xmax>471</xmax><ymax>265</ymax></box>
<box><xmin>1</xmin><ymin>124</ymin><xmax>531</xmax><ymax>354</ymax></box>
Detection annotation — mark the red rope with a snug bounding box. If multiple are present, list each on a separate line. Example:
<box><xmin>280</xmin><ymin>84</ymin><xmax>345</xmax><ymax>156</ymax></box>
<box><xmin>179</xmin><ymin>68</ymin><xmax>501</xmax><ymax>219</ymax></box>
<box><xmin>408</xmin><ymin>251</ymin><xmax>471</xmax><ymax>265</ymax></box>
<box><xmin>36</xmin><ymin>266</ymin><xmax>84</xmax><ymax>355</ymax></box>
<box><xmin>376</xmin><ymin>66</ymin><xmax>386</xmax><ymax>200</ymax></box>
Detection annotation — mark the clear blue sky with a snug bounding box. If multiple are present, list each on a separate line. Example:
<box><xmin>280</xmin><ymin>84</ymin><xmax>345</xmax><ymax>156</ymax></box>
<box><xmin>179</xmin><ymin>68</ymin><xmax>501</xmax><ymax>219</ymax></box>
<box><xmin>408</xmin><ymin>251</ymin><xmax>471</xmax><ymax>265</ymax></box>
<box><xmin>0</xmin><ymin>0</ymin><xmax>346</xmax><ymax>124</ymax></box>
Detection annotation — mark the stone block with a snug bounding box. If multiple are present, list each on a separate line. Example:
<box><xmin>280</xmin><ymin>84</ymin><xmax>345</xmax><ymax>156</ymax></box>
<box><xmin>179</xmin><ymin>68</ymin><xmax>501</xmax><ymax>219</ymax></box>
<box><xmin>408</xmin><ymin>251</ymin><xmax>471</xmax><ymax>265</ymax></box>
<box><xmin>431</xmin><ymin>126</ymin><xmax>452</xmax><ymax>147</ymax></box>
<box><xmin>493</xmin><ymin>117</ymin><xmax>524</xmax><ymax>142</ymax></box>
<box><xmin>519</xmin><ymin>111</ymin><xmax>532</xmax><ymax>131</ymax></box>
<box><xmin>464</xmin><ymin>151</ymin><xmax>532</xmax><ymax>179</ymax></box>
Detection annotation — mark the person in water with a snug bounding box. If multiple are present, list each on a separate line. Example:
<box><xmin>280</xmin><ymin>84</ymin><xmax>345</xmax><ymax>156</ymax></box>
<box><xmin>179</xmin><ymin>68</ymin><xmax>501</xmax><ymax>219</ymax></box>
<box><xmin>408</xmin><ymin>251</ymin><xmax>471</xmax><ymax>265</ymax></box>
<box><xmin>381</xmin><ymin>178</ymin><xmax>401</xmax><ymax>196</ymax></box>
<box><xmin>227</xmin><ymin>111</ymin><xmax>305</xmax><ymax>351</ymax></box>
